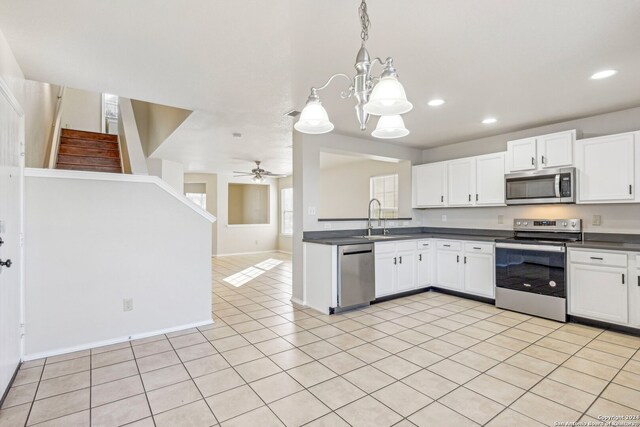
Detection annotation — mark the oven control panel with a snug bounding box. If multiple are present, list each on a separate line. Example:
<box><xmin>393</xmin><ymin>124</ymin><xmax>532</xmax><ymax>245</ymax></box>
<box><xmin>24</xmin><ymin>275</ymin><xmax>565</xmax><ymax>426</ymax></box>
<box><xmin>513</xmin><ymin>218</ymin><xmax>582</xmax><ymax>232</ymax></box>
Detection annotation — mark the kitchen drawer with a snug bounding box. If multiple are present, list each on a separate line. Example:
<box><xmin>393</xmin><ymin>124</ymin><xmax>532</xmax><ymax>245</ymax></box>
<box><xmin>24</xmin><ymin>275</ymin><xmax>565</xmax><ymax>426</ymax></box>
<box><xmin>464</xmin><ymin>242</ymin><xmax>494</xmax><ymax>254</ymax></box>
<box><xmin>396</xmin><ymin>241</ymin><xmax>417</xmax><ymax>252</ymax></box>
<box><xmin>416</xmin><ymin>240</ymin><xmax>432</xmax><ymax>249</ymax></box>
<box><xmin>436</xmin><ymin>240</ymin><xmax>462</xmax><ymax>251</ymax></box>
<box><xmin>375</xmin><ymin>242</ymin><xmax>396</xmax><ymax>254</ymax></box>
<box><xmin>570</xmin><ymin>249</ymin><xmax>628</xmax><ymax>268</ymax></box>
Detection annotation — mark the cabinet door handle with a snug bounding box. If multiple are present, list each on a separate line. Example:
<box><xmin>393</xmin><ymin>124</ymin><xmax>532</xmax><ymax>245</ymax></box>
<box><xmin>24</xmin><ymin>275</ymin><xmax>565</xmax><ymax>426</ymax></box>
<box><xmin>468</xmin><ymin>194</ymin><xmax>471</xmax><ymax>202</ymax></box>
<box><xmin>399</xmin><ymin>256</ymin><xmax>403</xmax><ymax>264</ymax></box>
<box><xmin>531</xmin><ymin>157</ymin><xmax>535</xmax><ymax>166</ymax></box>
<box><xmin>475</xmin><ymin>194</ymin><xmax>478</xmax><ymax>202</ymax></box>
<box><xmin>541</xmin><ymin>155</ymin><xmax>545</xmax><ymax>165</ymax></box>
<box><xmin>456</xmin><ymin>255</ymin><xmax>459</xmax><ymax>263</ymax></box>
<box><xmin>630</xmin><ymin>184</ymin><xmax>633</xmax><ymax>195</ymax></box>
<box><xmin>622</xmin><ymin>273</ymin><xmax>625</xmax><ymax>285</ymax></box>
<box><xmin>637</xmin><ymin>275</ymin><xmax>639</xmax><ymax>287</ymax></box>
<box><xmin>464</xmin><ymin>256</ymin><xmax>467</xmax><ymax>264</ymax></box>
<box><xmin>394</xmin><ymin>257</ymin><xmax>397</xmax><ymax>265</ymax></box>
<box><xmin>419</xmin><ymin>254</ymin><xmax>422</xmax><ymax>261</ymax></box>
<box><xmin>441</xmin><ymin>195</ymin><xmax>444</xmax><ymax>203</ymax></box>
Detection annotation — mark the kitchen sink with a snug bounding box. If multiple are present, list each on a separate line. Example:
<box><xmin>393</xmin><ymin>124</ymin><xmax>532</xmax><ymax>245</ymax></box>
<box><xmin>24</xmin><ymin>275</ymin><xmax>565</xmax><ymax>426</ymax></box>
<box><xmin>351</xmin><ymin>235</ymin><xmax>396</xmax><ymax>240</ymax></box>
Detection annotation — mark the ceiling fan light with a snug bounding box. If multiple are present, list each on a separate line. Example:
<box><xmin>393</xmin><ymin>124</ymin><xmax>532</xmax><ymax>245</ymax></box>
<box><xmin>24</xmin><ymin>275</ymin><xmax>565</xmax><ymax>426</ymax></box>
<box><xmin>294</xmin><ymin>99</ymin><xmax>334</xmax><ymax>134</ymax></box>
<box><xmin>364</xmin><ymin>75</ymin><xmax>413</xmax><ymax>116</ymax></box>
<box><xmin>371</xmin><ymin>115</ymin><xmax>409</xmax><ymax>139</ymax></box>
<box><xmin>252</xmin><ymin>174</ymin><xmax>264</xmax><ymax>183</ymax></box>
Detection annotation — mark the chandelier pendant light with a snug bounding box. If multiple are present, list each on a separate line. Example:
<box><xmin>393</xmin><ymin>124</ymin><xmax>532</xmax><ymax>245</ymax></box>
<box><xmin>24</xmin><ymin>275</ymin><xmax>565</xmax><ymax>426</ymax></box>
<box><xmin>294</xmin><ymin>0</ymin><xmax>412</xmax><ymax>139</ymax></box>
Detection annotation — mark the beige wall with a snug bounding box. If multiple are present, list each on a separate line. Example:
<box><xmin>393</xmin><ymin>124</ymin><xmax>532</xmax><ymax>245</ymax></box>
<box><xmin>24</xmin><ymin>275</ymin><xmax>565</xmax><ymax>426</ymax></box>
<box><xmin>319</xmin><ymin>154</ymin><xmax>412</xmax><ymax>219</ymax></box>
<box><xmin>131</xmin><ymin>100</ymin><xmax>191</xmax><ymax>157</ymax></box>
<box><xmin>419</xmin><ymin>106</ymin><xmax>640</xmax><ymax>233</ymax></box>
<box><xmin>278</xmin><ymin>176</ymin><xmax>293</xmax><ymax>253</ymax></box>
<box><xmin>60</xmin><ymin>87</ymin><xmax>102</xmax><ymax>133</ymax></box>
<box><xmin>184</xmin><ymin>173</ymin><xmax>218</xmax><ymax>255</ymax></box>
<box><xmin>228</xmin><ymin>183</ymin><xmax>269</xmax><ymax>225</ymax></box>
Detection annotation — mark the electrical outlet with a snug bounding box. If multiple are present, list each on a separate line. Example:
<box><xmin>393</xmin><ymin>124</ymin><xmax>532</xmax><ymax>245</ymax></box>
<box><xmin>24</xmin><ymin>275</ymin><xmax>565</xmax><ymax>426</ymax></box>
<box><xmin>592</xmin><ymin>215</ymin><xmax>602</xmax><ymax>226</ymax></box>
<box><xmin>389</xmin><ymin>221</ymin><xmax>397</xmax><ymax>227</ymax></box>
<box><xmin>307</xmin><ymin>206</ymin><xmax>317</xmax><ymax>215</ymax></box>
<box><xmin>441</xmin><ymin>214</ymin><xmax>447</xmax><ymax>222</ymax></box>
<box><xmin>323</xmin><ymin>223</ymin><xmax>332</xmax><ymax>229</ymax></box>
<box><xmin>123</xmin><ymin>298</ymin><xmax>133</xmax><ymax>312</ymax></box>
<box><xmin>498</xmin><ymin>215</ymin><xmax>504</xmax><ymax>225</ymax></box>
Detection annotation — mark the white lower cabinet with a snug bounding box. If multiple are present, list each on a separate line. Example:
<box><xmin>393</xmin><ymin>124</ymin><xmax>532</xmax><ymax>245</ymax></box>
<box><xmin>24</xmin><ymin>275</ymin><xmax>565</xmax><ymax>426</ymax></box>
<box><xmin>463</xmin><ymin>243</ymin><xmax>495</xmax><ymax>298</ymax></box>
<box><xmin>568</xmin><ymin>249</ymin><xmax>629</xmax><ymax>325</ymax></box>
<box><xmin>375</xmin><ymin>238</ymin><xmax>495</xmax><ymax>300</ymax></box>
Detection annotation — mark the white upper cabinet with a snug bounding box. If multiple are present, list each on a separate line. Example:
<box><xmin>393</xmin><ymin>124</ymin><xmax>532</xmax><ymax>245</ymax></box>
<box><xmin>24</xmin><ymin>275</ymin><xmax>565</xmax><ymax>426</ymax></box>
<box><xmin>507</xmin><ymin>130</ymin><xmax>576</xmax><ymax>172</ymax></box>
<box><xmin>576</xmin><ymin>132</ymin><xmax>638</xmax><ymax>204</ymax></box>
<box><xmin>475</xmin><ymin>152</ymin><xmax>506</xmax><ymax>205</ymax></box>
<box><xmin>537</xmin><ymin>130</ymin><xmax>575</xmax><ymax>169</ymax></box>
<box><xmin>507</xmin><ymin>137</ymin><xmax>537</xmax><ymax>172</ymax></box>
<box><xmin>412</xmin><ymin>162</ymin><xmax>447</xmax><ymax>208</ymax></box>
<box><xmin>447</xmin><ymin>158</ymin><xmax>475</xmax><ymax>206</ymax></box>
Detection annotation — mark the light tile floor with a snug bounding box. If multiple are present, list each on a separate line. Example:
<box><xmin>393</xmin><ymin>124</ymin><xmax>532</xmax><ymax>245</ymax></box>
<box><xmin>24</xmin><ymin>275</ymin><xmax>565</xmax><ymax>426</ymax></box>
<box><xmin>2</xmin><ymin>252</ymin><xmax>640</xmax><ymax>426</ymax></box>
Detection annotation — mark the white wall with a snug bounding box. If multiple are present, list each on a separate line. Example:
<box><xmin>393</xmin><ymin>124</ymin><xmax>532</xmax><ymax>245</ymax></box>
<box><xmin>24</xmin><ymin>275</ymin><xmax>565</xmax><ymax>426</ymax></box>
<box><xmin>278</xmin><ymin>176</ymin><xmax>292</xmax><ymax>253</ymax></box>
<box><xmin>419</xmin><ymin>106</ymin><xmax>640</xmax><ymax>233</ymax></box>
<box><xmin>292</xmin><ymin>132</ymin><xmax>423</xmax><ymax>304</ymax></box>
<box><xmin>319</xmin><ymin>155</ymin><xmax>412</xmax><ymax>219</ymax></box>
<box><xmin>147</xmin><ymin>158</ymin><xmax>184</xmax><ymax>193</ymax></box>
<box><xmin>184</xmin><ymin>173</ymin><xmax>218</xmax><ymax>255</ymax></box>
<box><xmin>60</xmin><ymin>87</ymin><xmax>102</xmax><ymax>133</ymax></box>
<box><xmin>216</xmin><ymin>174</ymin><xmax>278</xmax><ymax>256</ymax></box>
<box><xmin>24</xmin><ymin>170</ymin><xmax>214</xmax><ymax>358</ymax></box>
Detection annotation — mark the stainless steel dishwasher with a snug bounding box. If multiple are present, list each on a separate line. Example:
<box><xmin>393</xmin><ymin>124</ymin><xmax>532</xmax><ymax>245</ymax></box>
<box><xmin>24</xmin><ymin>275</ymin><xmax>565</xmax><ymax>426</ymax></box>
<box><xmin>338</xmin><ymin>243</ymin><xmax>375</xmax><ymax>310</ymax></box>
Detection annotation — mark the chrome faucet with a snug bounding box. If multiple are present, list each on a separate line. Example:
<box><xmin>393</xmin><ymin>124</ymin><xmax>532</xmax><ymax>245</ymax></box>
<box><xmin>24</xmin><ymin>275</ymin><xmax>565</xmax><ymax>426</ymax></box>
<box><xmin>367</xmin><ymin>198</ymin><xmax>382</xmax><ymax>236</ymax></box>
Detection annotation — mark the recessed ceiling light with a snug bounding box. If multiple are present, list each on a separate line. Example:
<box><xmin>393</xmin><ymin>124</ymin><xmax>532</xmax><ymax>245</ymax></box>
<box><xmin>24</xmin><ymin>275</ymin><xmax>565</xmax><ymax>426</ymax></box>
<box><xmin>482</xmin><ymin>118</ymin><xmax>497</xmax><ymax>124</ymax></box>
<box><xmin>232</xmin><ymin>132</ymin><xmax>242</xmax><ymax>139</ymax></box>
<box><xmin>590</xmin><ymin>69</ymin><xmax>618</xmax><ymax>80</ymax></box>
<box><xmin>427</xmin><ymin>99</ymin><xmax>445</xmax><ymax>107</ymax></box>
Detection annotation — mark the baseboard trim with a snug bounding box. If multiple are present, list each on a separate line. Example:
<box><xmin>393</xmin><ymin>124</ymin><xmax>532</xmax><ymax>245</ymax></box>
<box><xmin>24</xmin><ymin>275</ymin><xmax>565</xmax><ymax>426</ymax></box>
<box><xmin>215</xmin><ymin>250</ymin><xmax>281</xmax><ymax>257</ymax></box>
<box><xmin>290</xmin><ymin>297</ymin><xmax>305</xmax><ymax>307</ymax></box>
<box><xmin>22</xmin><ymin>319</ymin><xmax>214</xmax><ymax>361</ymax></box>
<box><xmin>0</xmin><ymin>363</ymin><xmax>20</xmax><ymax>408</ymax></box>
<box><xmin>277</xmin><ymin>250</ymin><xmax>292</xmax><ymax>255</ymax></box>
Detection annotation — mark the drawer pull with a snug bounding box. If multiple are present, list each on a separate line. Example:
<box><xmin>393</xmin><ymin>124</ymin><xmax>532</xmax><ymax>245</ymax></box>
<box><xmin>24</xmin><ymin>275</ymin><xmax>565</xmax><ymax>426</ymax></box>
<box><xmin>590</xmin><ymin>257</ymin><xmax>604</xmax><ymax>260</ymax></box>
<box><xmin>473</xmin><ymin>247</ymin><xmax>482</xmax><ymax>250</ymax></box>
<box><xmin>443</xmin><ymin>244</ymin><xmax>451</xmax><ymax>247</ymax></box>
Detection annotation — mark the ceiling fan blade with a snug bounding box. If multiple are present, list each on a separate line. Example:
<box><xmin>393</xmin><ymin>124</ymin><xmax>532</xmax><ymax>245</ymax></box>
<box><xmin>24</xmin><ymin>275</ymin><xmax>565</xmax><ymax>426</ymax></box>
<box><xmin>263</xmin><ymin>172</ymin><xmax>287</xmax><ymax>177</ymax></box>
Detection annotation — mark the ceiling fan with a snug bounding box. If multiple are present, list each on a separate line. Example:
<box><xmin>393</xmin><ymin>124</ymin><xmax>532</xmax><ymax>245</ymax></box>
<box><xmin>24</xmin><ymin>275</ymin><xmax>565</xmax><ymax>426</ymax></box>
<box><xmin>233</xmin><ymin>161</ymin><xmax>286</xmax><ymax>183</ymax></box>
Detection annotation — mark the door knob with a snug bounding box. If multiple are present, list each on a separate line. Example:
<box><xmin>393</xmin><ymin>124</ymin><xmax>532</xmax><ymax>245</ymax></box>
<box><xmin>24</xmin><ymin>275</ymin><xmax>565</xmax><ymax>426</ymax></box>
<box><xmin>0</xmin><ymin>259</ymin><xmax>11</xmax><ymax>268</ymax></box>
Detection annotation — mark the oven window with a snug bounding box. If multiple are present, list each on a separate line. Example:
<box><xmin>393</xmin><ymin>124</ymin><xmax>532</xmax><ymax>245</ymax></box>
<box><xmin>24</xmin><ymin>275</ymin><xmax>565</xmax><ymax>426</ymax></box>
<box><xmin>496</xmin><ymin>248</ymin><xmax>565</xmax><ymax>298</ymax></box>
<box><xmin>506</xmin><ymin>176</ymin><xmax>556</xmax><ymax>200</ymax></box>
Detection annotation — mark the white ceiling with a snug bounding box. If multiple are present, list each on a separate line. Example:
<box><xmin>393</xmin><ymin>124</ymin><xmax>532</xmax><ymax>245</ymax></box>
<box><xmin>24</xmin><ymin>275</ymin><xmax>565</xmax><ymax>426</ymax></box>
<box><xmin>2</xmin><ymin>0</ymin><xmax>640</xmax><ymax>175</ymax></box>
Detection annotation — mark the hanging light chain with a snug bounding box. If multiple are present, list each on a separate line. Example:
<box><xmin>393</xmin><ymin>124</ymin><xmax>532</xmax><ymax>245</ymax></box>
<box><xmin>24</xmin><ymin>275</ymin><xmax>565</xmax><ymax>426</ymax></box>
<box><xmin>359</xmin><ymin>0</ymin><xmax>371</xmax><ymax>44</ymax></box>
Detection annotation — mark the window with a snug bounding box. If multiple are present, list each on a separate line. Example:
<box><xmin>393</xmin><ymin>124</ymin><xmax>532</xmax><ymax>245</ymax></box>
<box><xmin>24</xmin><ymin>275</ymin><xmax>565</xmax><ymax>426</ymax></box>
<box><xmin>281</xmin><ymin>188</ymin><xmax>293</xmax><ymax>235</ymax></box>
<box><xmin>102</xmin><ymin>93</ymin><xmax>119</xmax><ymax>134</ymax></box>
<box><xmin>370</xmin><ymin>174</ymin><xmax>398</xmax><ymax>218</ymax></box>
<box><xmin>184</xmin><ymin>183</ymin><xmax>206</xmax><ymax>210</ymax></box>
<box><xmin>186</xmin><ymin>193</ymin><xmax>207</xmax><ymax>210</ymax></box>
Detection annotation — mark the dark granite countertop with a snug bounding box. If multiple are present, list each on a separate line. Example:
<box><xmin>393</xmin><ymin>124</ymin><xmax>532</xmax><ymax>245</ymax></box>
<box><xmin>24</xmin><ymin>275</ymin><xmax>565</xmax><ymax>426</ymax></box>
<box><xmin>302</xmin><ymin>232</ymin><xmax>505</xmax><ymax>246</ymax></box>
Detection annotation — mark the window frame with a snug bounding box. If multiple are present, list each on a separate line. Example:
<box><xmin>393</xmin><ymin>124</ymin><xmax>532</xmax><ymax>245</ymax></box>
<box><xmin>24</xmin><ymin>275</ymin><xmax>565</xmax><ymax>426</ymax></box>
<box><xmin>280</xmin><ymin>187</ymin><xmax>293</xmax><ymax>236</ymax></box>
<box><xmin>370</xmin><ymin>174</ymin><xmax>399</xmax><ymax>219</ymax></box>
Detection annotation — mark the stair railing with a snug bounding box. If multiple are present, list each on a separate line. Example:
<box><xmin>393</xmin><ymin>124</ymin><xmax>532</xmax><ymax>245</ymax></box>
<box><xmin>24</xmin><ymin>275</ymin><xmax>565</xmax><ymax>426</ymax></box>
<box><xmin>45</xmin><ymin>86</ymin><xmax>66</xmax><ymax>169</ymax></box>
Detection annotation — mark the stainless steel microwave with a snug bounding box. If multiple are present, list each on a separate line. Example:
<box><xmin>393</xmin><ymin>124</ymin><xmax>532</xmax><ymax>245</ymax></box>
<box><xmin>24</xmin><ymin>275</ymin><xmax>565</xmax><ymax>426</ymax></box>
<box><xmin>505</xmin><ymin>167</ymin><xmax>575</xmax><ymax>205</ymax></box>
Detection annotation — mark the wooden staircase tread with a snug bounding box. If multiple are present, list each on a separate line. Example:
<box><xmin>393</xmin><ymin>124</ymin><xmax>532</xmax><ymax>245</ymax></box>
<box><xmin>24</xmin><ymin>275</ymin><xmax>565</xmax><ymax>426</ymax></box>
<box><xmin>58</xmin><ymin>146</ymin><xmax>121</xmax><ymax>158</ymax></box>
<box><xmin>60</xmin><ymin>138</ymin><xmax>119</xmax><ymax>150</ymax></box>
<box><xmin>56</xmin><ymin>163</ymin><xmax>123</xmax><ymax>173</ymax></box>
<box><xmin>60</xmin><ymin>129</ymin><xmax>118</xmax><ymax>142</ymax></box>
<box><xmin>57</xmin><ymin>129</ymin><xmax>123</xmax><ymax>174</ymax></box>
<box><xmin>57</xmin><ymin>155</ymin><xmax>121</xmax><ymax>167</ymax></box>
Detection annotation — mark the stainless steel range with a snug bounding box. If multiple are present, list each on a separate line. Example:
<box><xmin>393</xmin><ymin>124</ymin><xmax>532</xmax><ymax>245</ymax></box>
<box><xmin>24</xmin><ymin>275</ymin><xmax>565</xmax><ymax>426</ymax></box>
<box><xmin>495</xmin><ymin>218</ymin><xmax>582</xmax><ymax>322</ymax></box>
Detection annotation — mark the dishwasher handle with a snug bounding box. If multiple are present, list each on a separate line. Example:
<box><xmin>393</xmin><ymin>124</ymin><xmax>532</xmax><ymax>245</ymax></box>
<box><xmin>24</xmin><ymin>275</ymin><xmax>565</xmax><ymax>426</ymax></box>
<box><xmin>341</xmin><ymin>244</ymin><xmax>374</xmax><ymax>256</ymax></box>
<box><xmin>343</xmin><ymin>249</ymin><xmax>373</xmax><ymax>256</ymax></box>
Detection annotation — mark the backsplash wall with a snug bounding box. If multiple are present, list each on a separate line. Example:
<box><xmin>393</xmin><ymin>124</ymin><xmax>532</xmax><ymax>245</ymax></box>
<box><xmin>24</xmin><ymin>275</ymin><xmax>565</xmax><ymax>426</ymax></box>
<box><xmin>418</xmin><ymin>203</ymin><xmax>640</xmax><ymax>234</ymax></box>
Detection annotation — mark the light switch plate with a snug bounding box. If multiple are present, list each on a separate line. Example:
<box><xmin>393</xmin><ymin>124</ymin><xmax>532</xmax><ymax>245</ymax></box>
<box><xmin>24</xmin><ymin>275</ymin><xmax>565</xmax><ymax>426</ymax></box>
<box><xmin>323</xmin><ymin>223</ymin><xmax>332</xmax><ymax>229</ymax></box>
<box><xmin>498</xmin><ymin>215</ymin><xmax>504</xmax><ymax>224</ymax></box>
<box><xmin>441</xmin><ymin>215</ymin><xmax>447</xmax><ymax>222</ymax></box>
<box><xmin>307</xmin><ymin>206</ymin><xmax>317</xmax><ymax>215</ymax></box>
<box><xmin>123</xmin><ymin>298</ymin><xmax>133</xmax><ymax>312</ymax></box>
<box><xmin>592</xmin><ymin>215</ymin><xmax>602</xmax><ymax>226</ymax></box>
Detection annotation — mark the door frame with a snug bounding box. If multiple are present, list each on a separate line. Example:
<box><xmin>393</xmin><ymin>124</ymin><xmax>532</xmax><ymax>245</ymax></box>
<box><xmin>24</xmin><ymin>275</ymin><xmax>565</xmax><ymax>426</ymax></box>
<box><xmin>0</xmin><ymin>76</ymin><xmax>27</xmax><ymax>362</ymax></box>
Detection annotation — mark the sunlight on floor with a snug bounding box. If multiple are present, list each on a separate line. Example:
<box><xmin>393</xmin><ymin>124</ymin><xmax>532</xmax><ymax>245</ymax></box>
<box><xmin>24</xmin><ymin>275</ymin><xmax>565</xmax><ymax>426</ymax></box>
<box><xmin>223</xmin><ymin>258</ymin><xmax>283</xmax><ymax>287</ymax></box>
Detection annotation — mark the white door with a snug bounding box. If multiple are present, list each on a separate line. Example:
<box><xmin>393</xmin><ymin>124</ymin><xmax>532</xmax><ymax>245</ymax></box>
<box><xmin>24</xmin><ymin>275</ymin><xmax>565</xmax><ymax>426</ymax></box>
<box><xmin>569</xmin><ymin>264</ymin><xmax>628</xmax><ymax>324</ymax></box>
<box><xmin>463</xmin><ymin>252</ymin><xmax>495</xmax><ymax>297</ymax></box>
<box><xmin>396</xmin><ymin>249</ymin><xmax>416</xmax><ymax>292</ymax></box>
<box><xmin>413</xmin><ymin>162</ymin><xmax>446</xmax><ymax>207</ymax></box>
<box><xmin>507</xmin><ymin>137</ymin><xmax>537</xmax><ymax>172</ymax></box>
<box><xmin>0</xmin><ymin>81</ymin><xmax>24</xmax><ymax>394</ymax></box>
<box><xmin>416</xmin><ymin>249</ymin><xmax>432</xmax><ymax>287</ymax></box>
<box><xmin>537</xmin><ymin>130</ymin><xmax>574</xmax><ymax>169</ymax></box>
<box><xmin>447</xmin><ymin>158</ymin><xmax>475</xmax><ymax>206</ymax></box>
<box><xmin>435</xmin><ymin>250</ymin><xmax>462</xmax><ymax>290</ymax></box>
<box><xmin>576</xmin><ymin>133</ymin><xmax>635</xmax><ymax>203</ymax></box>
<box><xmin>475</xmin><ymin>153</ymin><xmax>505</xmax><ymax>205</ymax></box>
<box><xmin>375</xmin><ymin>253</ymin><xmax>397</xmax><ymax>297</ymax></box>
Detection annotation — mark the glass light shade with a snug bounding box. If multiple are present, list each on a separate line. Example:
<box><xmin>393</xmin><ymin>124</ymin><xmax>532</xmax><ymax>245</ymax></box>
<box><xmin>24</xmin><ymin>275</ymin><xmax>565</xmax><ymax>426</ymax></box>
<box><xmin>371</xmin><ymin>115</ymin><xmax>409</xmax><ymax>139</ymax></box>
<box><xmin>364</xmin><ymin>75</ymin><xmax>413</xmax><ymax>115</ymax></box>
<box><xmin>294</xmin><ymin>100</ymin><xmax>334</xmax><ymax>134</ymax></box>
<box><xmin>252</xmin><ymin>175</ymin><xmax>264</xmax><ymax>183</ymax></box>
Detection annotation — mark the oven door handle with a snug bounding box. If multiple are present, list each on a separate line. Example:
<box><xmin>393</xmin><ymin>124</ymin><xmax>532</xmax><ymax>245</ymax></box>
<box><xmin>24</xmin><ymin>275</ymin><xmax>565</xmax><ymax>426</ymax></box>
<box><xmin>555</xmin><ymin>174</ymin><xmax>561</xmax><ymax>198</ymax></box>
<box><xmin>496</xmin><ymin>243</ymin><xmax>566</xmax><ymax>252</ymax></box>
